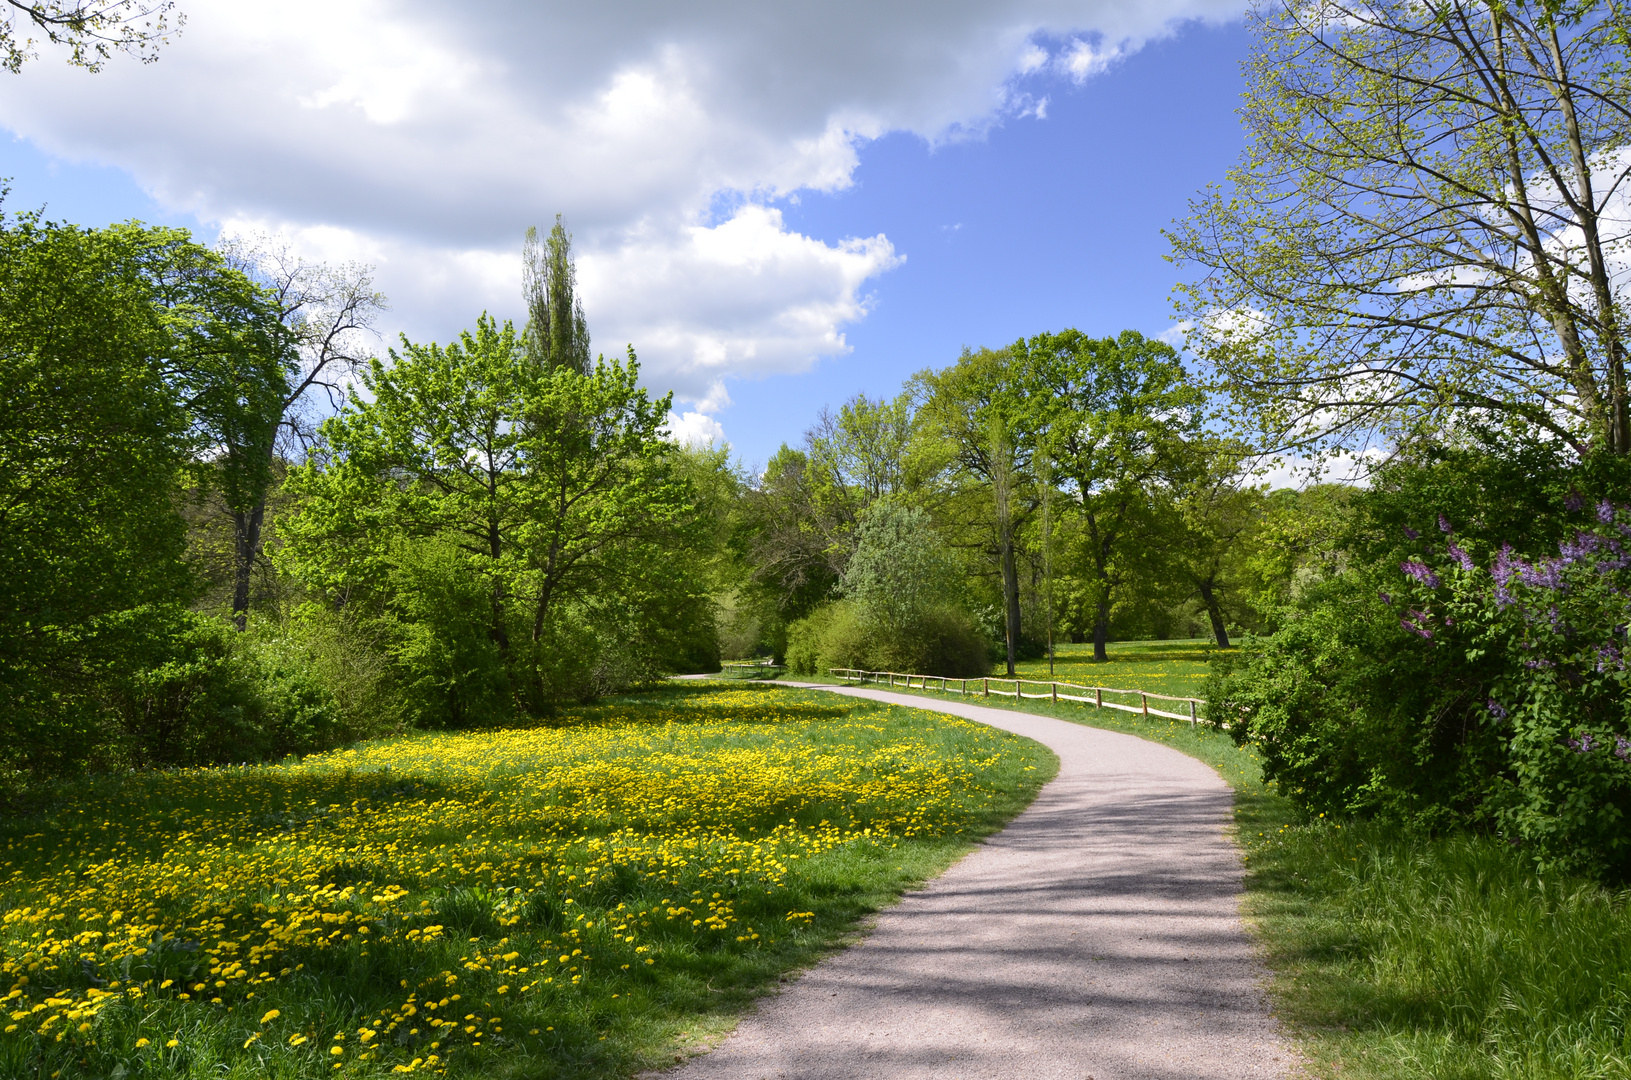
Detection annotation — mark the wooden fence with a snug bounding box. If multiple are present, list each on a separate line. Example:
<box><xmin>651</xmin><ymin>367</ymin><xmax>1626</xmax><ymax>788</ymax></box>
<box><xmin>828</xmin><ymin>668</ymin><xmax>1208</xmax><ymax>725</ymax></box>
<box><xmin>721</xmin><ymin>658</ymin><xmax>783</xmax><ymax>671</ymax></box>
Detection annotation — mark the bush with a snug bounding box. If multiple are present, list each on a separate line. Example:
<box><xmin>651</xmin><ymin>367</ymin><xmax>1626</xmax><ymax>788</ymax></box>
<box><xmin>1209</xmin><ymin>575</ymin><xmax>1504</xmax><ymax>830</ymax></box>
<box><xmin>1215</xmin><ymin>444</ymin><xmax>1631</xmax><ymax>879</ymax></box>
<box><xmin>785</xmin><ymin>601</ymin><xmax>990</xmax><ymax>678</ymax></box>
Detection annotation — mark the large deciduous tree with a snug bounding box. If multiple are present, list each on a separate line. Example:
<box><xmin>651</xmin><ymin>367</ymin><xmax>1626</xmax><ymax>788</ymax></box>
<box><xmin>1018</xmin><ymin>329</ymin><xmax>1203</xmax><ymax>660</ymax></box>
<box><xmin>1171</xmin><ymin>1</ymin><xmax>1631</xmax><ymax>458</ymax></box>
<box><xmin>0</xmin><ymin>211</ymin><xmax>288</xmax><ymax>771</ymax></box>
<box><xmin>278</xmin><ymin>316</ymin><xmax>703</xmax><ymax>719</ymax></box>
<box><xmin>216</xmin><ymin>237</ymin><xmax>386</xmax><ymax>627</ymax></box>
<box><xmin>915</xmin><ymin>347</ymin><xmax>1037</xmax><ymax>675</ymax></box>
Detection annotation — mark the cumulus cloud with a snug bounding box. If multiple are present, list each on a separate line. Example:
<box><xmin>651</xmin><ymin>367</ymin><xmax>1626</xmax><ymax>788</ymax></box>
<box><xmin>665</xmin><ymin>411</ymin><xmax>729</xmax><ymax>450</ymax></box>
<box><xmin>0</xmin><ymin>0</ymin><xmax>1241</xmax><ymax>430</ymax></box>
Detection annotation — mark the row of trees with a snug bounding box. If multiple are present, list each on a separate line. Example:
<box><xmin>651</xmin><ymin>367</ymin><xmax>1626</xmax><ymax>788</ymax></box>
<box><xmin>725</xmin><ymin>330</ymin><xmax>1291</xmax><ymax>678</ymax></box>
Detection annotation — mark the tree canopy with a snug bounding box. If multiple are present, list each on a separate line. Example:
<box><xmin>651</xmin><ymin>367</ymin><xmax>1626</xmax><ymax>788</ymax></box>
<box><xmin>1171</xmin><ymin>0</ymin><xmax>1631</xmax><ymax>457</ymax></box>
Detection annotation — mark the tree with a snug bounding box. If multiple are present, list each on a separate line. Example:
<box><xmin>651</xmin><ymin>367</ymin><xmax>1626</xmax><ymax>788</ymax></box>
<box><xmin>1172</xmin><ymin>1</ymin><xmax>1631</xmax><ymax>459</ymax></box>
<box><xmin>216</xmin><ymin>237</ymin><xmax>386</xmax><ymax>627</ymax></box>
<box><xmin>278</xmin><ymin>316</ymin><xmax>701</xmax><ymax>717</ymax></box>
<box><xmin>840</xmin><ymin>502</ymin><xmax>955</xmax><ymax>638</ymax></box>
<box><xmin>1158</xmin><ymin>438</ymin><xmax>1265</xmax><ymax>649</ymax></box>
<box><xmin>734</xmin><ymin>393</ymin><xmax>921</xmax><ymax>657</ymax></box>
<box><xmin>2</xmin><ymin>0</ymin><xmax>180</xmax><ymax>72</ymax></box>
<box><xmin>1018</xmin><ymin>329</ymin><xmax>1203</xmax><ymax>660</ymax></box>
<box><xmin>0</xmin><ymin>212</ymin><xmax>206</xmax><ymax>771</ymax></box>
<box><xmin>522</xmin><ymin>216</ymin><xmax>591</xmax><ymax>375</ymax></box>
<box><xmin>915</xmin><ymin>347</ymin><xmax>1037</xmax><ymax>675</ymax></box>
<box><xmin>807</xmin><ymin>391</ymin><xmax>917</xmax><ymax>510</ymax></box>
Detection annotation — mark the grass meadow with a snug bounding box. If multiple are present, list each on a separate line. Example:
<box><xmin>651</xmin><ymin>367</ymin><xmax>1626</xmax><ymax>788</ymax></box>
<box><xmin>794</xmin><ymin>640</ymin><xmax>1631</xmax><ymax>1080</ymax></box>
<box><xmin>0</xmin><ymin>684</ymin><xmax>1055</xmax><ymax>1080</ymax></box>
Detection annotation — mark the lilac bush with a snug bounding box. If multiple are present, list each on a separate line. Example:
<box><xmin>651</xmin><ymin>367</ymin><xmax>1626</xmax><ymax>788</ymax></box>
<box><xmin>1393</xmin><ymin>504</ymin><xmax>1631</xmax><ymax>876</ymax></box>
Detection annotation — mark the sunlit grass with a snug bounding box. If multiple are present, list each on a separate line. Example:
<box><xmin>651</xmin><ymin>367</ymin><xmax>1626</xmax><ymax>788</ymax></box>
<box><xmin>0</xmin><ymin>684</ymin><xmax>1054</xmax><ymax>1080</ymax></box>
<box><xmin>1011</xmin><ymin>639</ymin><xmax>1225</xmax><ymax>699</ymax></box>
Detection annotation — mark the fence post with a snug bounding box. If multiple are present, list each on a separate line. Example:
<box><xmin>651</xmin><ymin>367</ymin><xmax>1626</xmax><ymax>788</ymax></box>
<box><xmin>1190</xmin><ymin>700</ymin><xmax>1197</xmax><ymax>725</ymax></box>
<box><xmin>1051</xmin><ymin>682</ymin><xmax>1057</xmax><ymax>703</ymax></box>
<box><xmin>983</xmin><ymin>678</ymin><xmax>989</xmax><ymax>698</ymax></box>
<box><xmin>1141</xmin><ymin>692</ymin><xmax>1148</xmax><ymax>717</ymax></box>
<box><xmin>1095</xmin><ymin>688</ymin><xmax>1102</xmax><ymax>709</ymax></box>
<box><xmin>961</xmin><ymin>679</ymin><xmax>967</xmax><ymax>695</ymax></box>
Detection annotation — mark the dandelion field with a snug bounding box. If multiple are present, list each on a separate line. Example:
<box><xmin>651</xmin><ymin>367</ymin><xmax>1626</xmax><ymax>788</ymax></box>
<box><xmin>0</xmin><ymin>684</ymin><xmax>1054</xmax><ymax>1080</ymax></box>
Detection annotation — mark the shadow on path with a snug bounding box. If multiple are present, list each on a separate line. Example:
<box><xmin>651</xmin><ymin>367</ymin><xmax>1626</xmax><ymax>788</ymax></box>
<box><xmin>650</xmin><ymin>684</ymin><xmax>1292</xmax><ymax>1080</ymax></box>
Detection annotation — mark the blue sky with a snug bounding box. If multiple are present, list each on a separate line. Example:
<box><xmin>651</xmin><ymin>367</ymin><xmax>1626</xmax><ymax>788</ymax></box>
<box><xmin>736</xmin><ymin>22</ymin><xmax>1251</xmax><ymax>464</ymax></box>
<box><xmin>0</xmin><ymin>4</ymin><xmax>1251</xmax><ymax>468</ymax></box>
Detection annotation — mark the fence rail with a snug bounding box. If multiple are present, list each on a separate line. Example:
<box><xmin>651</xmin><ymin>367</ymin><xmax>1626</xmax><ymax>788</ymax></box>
<box><xmin>828</xmin><ymin>668</ymin><xmax>1208</xmax><ymax>725</ymax></box>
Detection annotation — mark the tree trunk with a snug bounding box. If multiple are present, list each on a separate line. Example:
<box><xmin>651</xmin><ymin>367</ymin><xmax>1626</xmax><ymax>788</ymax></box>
<box><xmin>231</xmin><ymin>502</ymin><xmax>266</xmax><ymax>632</ymax></box>
<box><xmin>1197</xmin><ymin>579</ymin><xmax>1230</xmax><ymax>650</ymax></box>
<box><xmin>1001</xmin><ymin>534</ymin><xmax>1021</xmax><ymax>677</ymax></box>
<box><xmin>1093</xmin><ymin>599</ymin><xmax>1109</xmax><ymax>662</ymax></box>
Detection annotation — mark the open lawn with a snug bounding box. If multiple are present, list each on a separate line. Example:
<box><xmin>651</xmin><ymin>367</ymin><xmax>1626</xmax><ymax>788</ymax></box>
<box><xmin>0</xmin><ymin>685</ymin><xmax>1054</xmax><ymax>1080</ymax></box>
<box><xmin>804</xmin><ymin>679</ymin><xmax>1631</xmax><ymax>1080</ymax></box>
<box><xmin>1011</xmin><ymin>638</ymin><xmax>1223</xmax><ymax>699</ymax></box>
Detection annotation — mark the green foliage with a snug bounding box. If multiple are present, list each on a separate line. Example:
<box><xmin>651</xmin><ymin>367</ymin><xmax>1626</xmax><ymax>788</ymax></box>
<box><xmin>1171</xmin><ymin>2</ymin><xmax>1631</xmax><ymax>456</ymax></box>
<box><xmin>0</xmin><ymin>209</ymin><xmax>293</xmax><ymax>778</ymax></box>
<box><xmin>784</xmin><ymin>600</ymin><xmax>989</xmax><ymax>679</ymax></box>
<box><xmin>278</xmin><ymin>315</ymin><xmax>714</xmax><ymax>720</ymax></box>
<box><xmin>1209</xmin><ymin>573</ymin><xmax>1504</xmax><ymax>829</ymax></box>
<box><xmin>840</xmin><ymin>503</ymin><xmax>955</xmax><ymax>633</ymax></box>
<box><xmin>1213</xmin><ymin>442</ymin><xmax>1631</xmax><ymax>877</ymax></box>
<box><xmin>1016</xmin><ymin>329</ymin><xmax>1205</xmax><ymax>657</ymax></box>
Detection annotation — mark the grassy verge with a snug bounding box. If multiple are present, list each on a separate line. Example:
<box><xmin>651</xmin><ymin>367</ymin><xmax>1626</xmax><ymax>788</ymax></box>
<box><xmin>799</xmin><ymin>668</ymin><xmax>1631</xmax><ymax>1080</ymax></box>
<box><xmin>0</xmin><ymin>683</ymin><xmax>1055</xmax><ymax>1080</ymax></box>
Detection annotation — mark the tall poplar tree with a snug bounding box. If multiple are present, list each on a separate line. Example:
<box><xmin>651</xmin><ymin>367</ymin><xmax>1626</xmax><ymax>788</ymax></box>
<box><xmin>522</xmin><ymin>215</ymin><xmax>591</xmax><ymax>375</ymax></box>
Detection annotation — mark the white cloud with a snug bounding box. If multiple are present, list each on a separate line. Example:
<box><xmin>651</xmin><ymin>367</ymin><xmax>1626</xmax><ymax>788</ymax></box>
<box><xmin>0</xmin><ymin>0</ymin><xmax>1241</xmax><ymax>418</ymax></box>
<box><xmin>665</xmin><ymin>410</ymin><xmax>729</xmax><ymax>449</ymax></box>
<box><xmin>1256</xmin><ymin>448</ymin><xmax>1384</xmax><ymax>490</ymax></box>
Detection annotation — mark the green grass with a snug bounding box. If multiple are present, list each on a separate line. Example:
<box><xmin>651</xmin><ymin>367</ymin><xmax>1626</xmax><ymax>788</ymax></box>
<box><xmin>781</xmin><ymin>648</ymin><xmax>1631</xmax><ymax>1080</ymax></box>
<box><xmin>0</xmin><ymin>683</ymin><xmax>1055</xmax><ymax>1080</ymax></box>
<box><xmin>719</xmin><ymin>638</ymin><xmax>1227</xmax><ymax>702</ymax></box>
<box><xmin>1012</xmin><ymin>638</ymin><xmax>1226</xmax><ymax>699</ymax></box>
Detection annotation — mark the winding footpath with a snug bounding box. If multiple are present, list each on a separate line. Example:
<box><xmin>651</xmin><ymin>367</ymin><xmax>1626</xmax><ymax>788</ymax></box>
<box><xmin>659</xmin><ymin>683</ymin><xmax>1293</xmax><ymax>1080</ymax></box>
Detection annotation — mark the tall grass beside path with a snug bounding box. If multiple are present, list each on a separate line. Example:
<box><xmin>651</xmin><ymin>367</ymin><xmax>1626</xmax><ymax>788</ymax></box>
<box><xmin>783</xmin><ymin>659</ymin><xmax>1631</xmax><ymax>1080</ymax></box>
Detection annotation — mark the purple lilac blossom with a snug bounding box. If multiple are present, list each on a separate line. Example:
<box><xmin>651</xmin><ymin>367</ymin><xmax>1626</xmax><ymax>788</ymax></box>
<box><xmin>1402</xmin><ymin>558</ymin><xmax>1441</xmax><ymax>588</ymax></box>
<box><xmin>1402</xmin><ymin>609</ymin><xmax>1433</xmax><ymax>640</ymax></box>
<box><xmin>1403</xmin><ymin>526</ymin><xmax>1420</xmax><ymax>540</ymax></box>
<box><xmin>1596</xmin><ymin>644</ymin><xmax>1622</xmax><ymax>672</ymax></box>
<box><xmin>1569</xmin><ymin>733</ymin><xmax>1599</xmax><ymax>754</ymax></box>
<box><xmin>1439</xmin><ymin>513</ymin><xmax>1453</xmax><ymax>533</ymax></box>
<box><xmin>1487</xmin><ymin>698</ymin><xmax>1508</xmax><ymax>719</ymax></box>
<box><xmin>1379</xmin><ymin>591</ymin><xmax>1392</xmax><ymax>605</ymax></box>
<box><xmin>1560</xmin><ymin>531</ymin><xmax>1603</xmax><ymax>565</ymax></box>
<box><xmin>1566</xmin><ymin>491</ymin><xmax>1585</xmax><ymax>512</ymax></box>
<box><xmin>1616</xmin><ymin>737</ymin><xmax>1630</xmax><ymax>762</ymax></box>
<box><xmin>1446</xmin><ymin>540</ymin><xmax>1474</xmax><ymax>571</ymax></box>
<box><xmin>1601</xmin><ymin>499</ymin><xmax>1616</xmax><ymax>524</ymax></box>
<box><xmin>1520</xmin><ymin>558</ymin><xmax>1565</xmax><ymax>591</ymax></box>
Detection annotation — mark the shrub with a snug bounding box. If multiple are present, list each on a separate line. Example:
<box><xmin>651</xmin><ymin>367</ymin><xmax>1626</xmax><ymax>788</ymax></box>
<box><xmin>785</xmin><ymin>601</ymin><xmax>990</xmax><ymax>679</ymax></box>
<box><xmin>1216</xmin><ymin>450</ymin><xmax>1631</xmax><ymax>880</ymax></box>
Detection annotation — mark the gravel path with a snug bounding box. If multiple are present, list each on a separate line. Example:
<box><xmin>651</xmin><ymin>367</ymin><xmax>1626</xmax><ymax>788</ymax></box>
<box><xmin>656</xmin><ymin>683</ymin><xmax>1292</xmax><ymax>1080</ymax></box>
